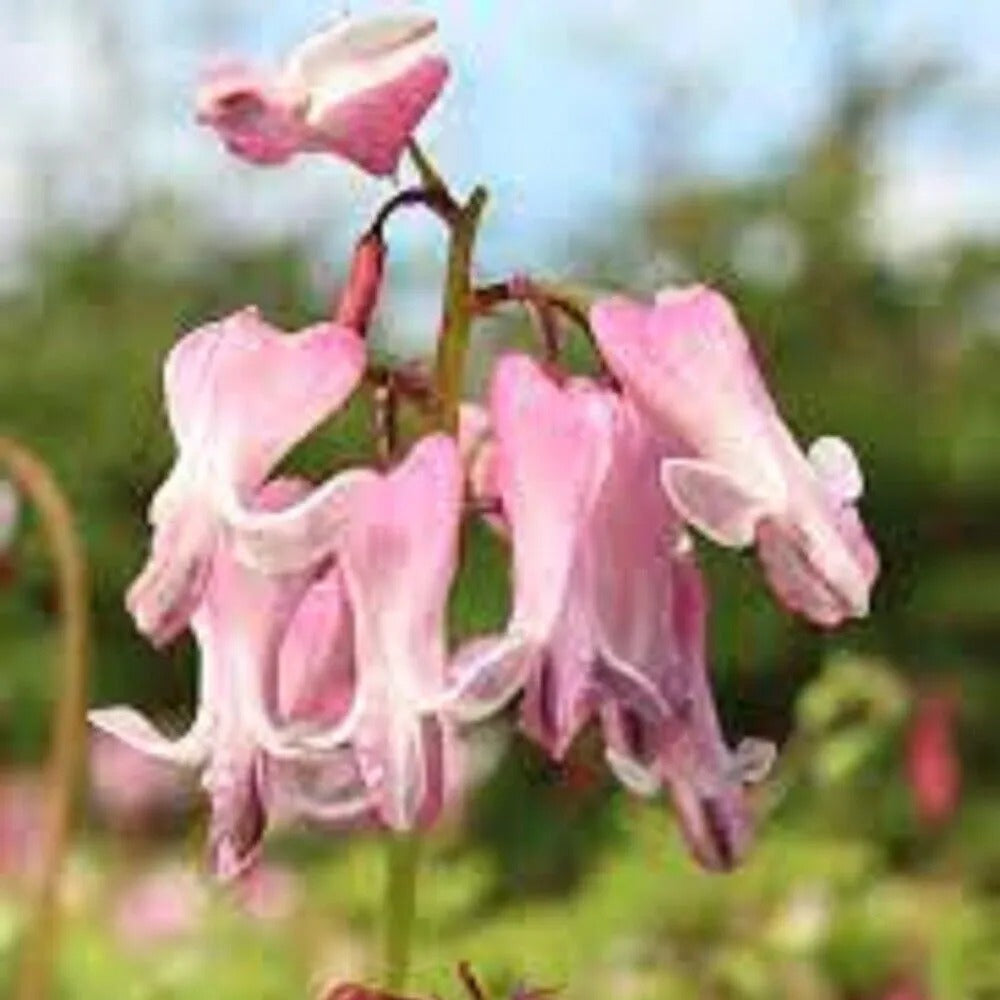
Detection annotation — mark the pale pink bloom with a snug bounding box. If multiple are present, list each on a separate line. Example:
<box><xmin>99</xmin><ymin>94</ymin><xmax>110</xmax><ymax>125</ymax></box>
<box><xmin>448</xmin><ymin>355</ymin><xmax>614</xmax><ymax>720</ymax></box>
<box><xmin>197</xmin><ymin>13</ymin><xmax>449</xmax><ymax>176</ymax></box>
<box><xmin>94</xmin><ymin>480</ymin><xmax>358</xmax><ymax>880</ymax></box>
<box><xmin>532</xmin><ymin>393</ymin><xmax>771</xmax><ymax>870</ymax></box>
<box><xmin>88</xmin><ymin>729</ymin><xmax>192</xmax><ymax>832</ymax></box>
<box><xmin>590</xmin><ymin>285</ymin><xmax>879</xmax><ymax>627</ymax></box>
<box><xmin>906</xmin><ymin>690</ymin><xmax>961</xmax><ymax>828</ymax></box>
<box><xmin>126</xmin><ymin>308</ymin><xmax>366</xmax><ymax>647</ymax></box>
<box><xmin>112</xmin><ymin>864</ymin><xmax>205</xmax><ymax>950</ymax></box>
<box><xmin>456</xmin><ymin>383</ymin><xmax>771</xmax><ymax>870</ymax></box>
<box><xmin>0</xmin><ymin>771</ymin><xmax>46</xmax><ymax>881</ymax></box>
<box><xmin>271</xmin><ymin>435</ymin><xmax>465</xmax><ymax>831</ymax></box>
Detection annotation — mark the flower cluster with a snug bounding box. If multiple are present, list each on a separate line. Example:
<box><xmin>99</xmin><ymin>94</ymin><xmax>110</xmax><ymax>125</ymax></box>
<box><xmin>91</xmin><ymin>11</ymin><xmax>878</xmax><ymax>882</ymax></box>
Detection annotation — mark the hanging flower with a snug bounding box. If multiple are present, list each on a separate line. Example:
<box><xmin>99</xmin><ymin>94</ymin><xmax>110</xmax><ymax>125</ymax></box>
<box><xmin>260</xmin><ymin>435</ymin><xmax>466</xmax><ymax>832</ymax></box>
<box><xmin>448</xmin><ymin>354</ymin><xmax>614</xmax><ymax>720</ymax></box>
<box><xmin>455</xmin><ymin>373</ymin><xmax>772</xmax><ymax>869</ymax></box>
<box><xmin>906</xmin><ymin>689</ymin><xmax>961</xmax><ymax>828</ymax></box>
<box><xmin>94</xmin><ymin>479</ymin><xmax>367</xmax><ymax>879</ymax></box>
<box><xmin>126</xmin><ymin>308</ymin><xmax>366</xmax><ymax>647</ymax></box>
<box><xmin>197</xmin><ymin>13</ymin><xmax>449</xmax><ymax>176</ymax></box>
<box><xmin>590</xmin><ymin>285</ymin><xmax>879</xmax><ymax>627</ymax></box>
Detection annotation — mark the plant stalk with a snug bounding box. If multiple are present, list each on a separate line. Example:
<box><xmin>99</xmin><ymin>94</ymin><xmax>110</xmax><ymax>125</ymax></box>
<box><xmin>0</xmin><ymin>437</ymin><xmax>89</xmax><ymax>1000</ymax></box>
<box><xmin>382</xmin><ymin>833</ymin><xmax>421</xmax><ymax>992</ymax></box>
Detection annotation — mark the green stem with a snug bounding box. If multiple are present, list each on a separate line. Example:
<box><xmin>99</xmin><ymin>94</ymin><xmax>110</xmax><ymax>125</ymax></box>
<box><xmin>0</xmin><ymin>437</ymin><xmax>89</xmax><ymax>1000</ymax></box>
<box><xmin>382</xmin><ymin>833</ymin><xmax>421</xmax><ymax>992</ymax></box>
<box><xmin>434</xmin><ymin>186</ymin><xmax>489</xmax><ymax>435</ymax></box>
<box><xmin>406</xmin><ymin>139</ymin><xmax>454</xmax><ymax>203</ymax></box>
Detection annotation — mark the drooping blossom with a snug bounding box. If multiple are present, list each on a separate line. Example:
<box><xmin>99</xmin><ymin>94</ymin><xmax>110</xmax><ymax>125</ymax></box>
<box><xmin>88</xmin><ymin>729</ymin><xmax>192</xmax><ymax>833</ymax></box>
<box><xmin>112</xmin><ymin>864</ymin><xmax>206</xmax><ymax>950</ymax></box>
<box><xmin>95</xmin><ymin>479</ymin><xmax>359</xmax><ymax>879</ymax></box>
<box><xmin>448</xmin><ymin>354</ymin><xmax>614</xmax><ymax>720</ymax></box>
<box><xmin>906</xmin><ymin>689</ymin><xmax>961</xmax><ymax>828</ymax></box>
<box><xmin>263</xmin><ymin>435</ymin><xmax>466</xmax><ymax>832</ymax></box>
<box><xmin>0</xmin><ymin>771</ymin><xmax>46</xmax><ymax>882</ymax></box>
<box><xmin>590</xmin><ymin>285</ymin><xmax>879</xmax><ymax>628</ymax></box>
<box><xmin>454</xmin><ymin>362</ymin><xmax>772</xmax><ymax>869</ymax></box>
<box><xmin>126</xmin><ymin>308</ymin><xmax>366</xmax><ymax>647</ymax></box>
<box><xmin>197</xmin><ymin>13</ymin><xmax>449</xmax><ymax>176</ymax></box>
<box><xmin>232</xmin><ymin>862</ymin><xmax>300</xmax><ymax>922</ymax></box>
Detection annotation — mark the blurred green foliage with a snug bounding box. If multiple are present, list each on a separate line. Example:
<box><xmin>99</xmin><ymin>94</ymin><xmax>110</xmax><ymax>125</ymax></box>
<box><xmin>1</xmin><ymin>55</ymin><xmax>998</xmax><ymax>1000</ymax></box>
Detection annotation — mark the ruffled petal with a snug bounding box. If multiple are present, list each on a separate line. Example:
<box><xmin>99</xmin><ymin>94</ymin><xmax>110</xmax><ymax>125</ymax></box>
<box><xmin>660</xmin><ymin>457</ymin><xmax>777</xmax><ymax>549</ymax></box>
<box><xmin>88</xmin><ymin>708</ymin><xmax>212</xmax><ymax>769</ymax></box>
<box><xmin>590</xmin><ymin>285</ymin><xmax>878</xmax><ymax>627</ymax></box>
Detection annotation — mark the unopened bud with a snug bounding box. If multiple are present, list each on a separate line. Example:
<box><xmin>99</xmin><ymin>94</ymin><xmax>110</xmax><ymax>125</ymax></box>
<box><xmin>334</xmin><ymin>232</ymin><xmax>387</xmax><ymax>335</ymax></box>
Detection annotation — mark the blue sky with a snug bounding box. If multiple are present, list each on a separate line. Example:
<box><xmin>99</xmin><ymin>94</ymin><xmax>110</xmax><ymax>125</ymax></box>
<box><xmin>0</xmin><ymin>0</ymin><xmax>997</xmax><ymax>287</ymax></box>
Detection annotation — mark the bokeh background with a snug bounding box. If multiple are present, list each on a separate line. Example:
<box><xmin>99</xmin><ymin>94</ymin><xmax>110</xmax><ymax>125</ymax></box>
<box><xmin>1</xmin><ymin>2</ymin><xmax>998</xmax><ymax>998</ymax></box>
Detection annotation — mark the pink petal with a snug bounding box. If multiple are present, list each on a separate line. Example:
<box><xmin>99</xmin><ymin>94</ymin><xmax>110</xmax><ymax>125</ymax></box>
<box><xmin>198</xmin><ymin>15</ymin><xmax>450</xmax><ymax>177</ymax></box>
<box><xmin>807</xmin><ymin>436</ymin><xmax>864</xmax><ymax>504</ymax></box>
<box><xmin>196</xmin><ymin>57</ymin><xmax>308</xmax><ymax>166</ymax></box>
<box><xmin>659</xmin><ymin>457</ymin><xmax>776</xmax><ymax>548</ymax></box>
<box><xmin>590</xmin><ymin>286</ymin><xmax>879</xmax><ymax>627</ymax></box>
<box><xmin>336</xmin><ymin>434</ymin><xmax>463</xmax><ymax>829</ymax></box>
<box><xmin>305</xmin><ymin>57</ymin><xmax>449</xmax><ymax>176</ymax></box>
<box><xmin>129</xmin><ymin>311</ymin><xmax>364</xmax><ymax>644</ymax></box>
<box><xmin>88</xmin><ymin>707</ymin><xmax>211</xmax><ymax>769</ymax></box>
<box><xmin>491</xmin><ymin>354</ymin><xmax>612</xmax><ymax>644</ymax></box>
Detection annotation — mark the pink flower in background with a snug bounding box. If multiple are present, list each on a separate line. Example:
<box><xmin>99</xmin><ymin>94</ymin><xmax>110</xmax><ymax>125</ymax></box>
<box><xmin>89</xmin><ymin>729</ymin><xmax>192</xmax><ymax>832</ymax></box>
<box><xmin>876</xmin><ymin>979</ymin><xmax>928</xmax><ymax>1000</ymax></box>
<box><xmin>197</xmin><ymin>13</ymin><xmax>449</xmax><ymax>176</ymax></box>
<box><xmin>0</xmin><ymin>771</ymin><xmax>46</xmax><ymax>881</ymax></box>
<box><xmin>590</xmin><ymin>285</ymin><xmax>879</xmax><ymax>628</ymax></box>
<box><xmin>126</xmin><ymin>308</ymin><xmax>365</xmax><ymax>646</ymax></box>
<box><xmin>112</xmin><ymin>864</ymin><xmax>205</xmax><ymax>950</ymax></box>
<box><xmin>233</xmin><ymin>862</ymin><xmax>300</xmax><ymax>922</ymax></box>
<box><xmin>907</xmin><ymin>690</ymin><xmax>961</xmax><ymax>828</ymax></box>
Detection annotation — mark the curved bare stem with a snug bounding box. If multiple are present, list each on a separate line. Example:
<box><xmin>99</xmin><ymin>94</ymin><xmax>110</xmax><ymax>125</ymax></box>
<box><xmin>0</xmin><ymin>437</ymin><xmax>90</xmax><ymax>1000</ymax></box>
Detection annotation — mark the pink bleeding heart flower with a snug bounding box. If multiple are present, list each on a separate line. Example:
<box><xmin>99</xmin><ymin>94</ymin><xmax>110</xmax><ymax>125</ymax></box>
<box><xmin>95</xmin><ymin>479</ymin><xmax>360</xmax><ymax>880</ymax></box>
<box><xmin>906</xmin><ymin>689</ymin><xmax>961</xmax><ymax>828</ymax></box>
<box><xmin>126</xmin><ymin>307</ymin><xmax>366</xmax><ymax>647</ymax></box>
<box><xmin>308</xmin><ymin>434</ymin><xmax>465</xmax><ymax>831</ymax></box>
<box><xmin>0</xmin><ymin>771</ymin><xmax>46</xmax><ymax>882</ymax></box>
<box><xmin>456</xmin><ymin>381</ymin><xmax>770</xmax><ymax>870</ymax></box>
<box><xmin>88</xmin><ymin>728</ymin><xmax>193</xmax><ymax>832</ymax></box>
<box><xmin>447</xmin><ymin>355</ymin><xmax>614</xmax><ymax>720</ymax></box>
<box><xmin>253</xmin><ymin>435</ymin><xmax>466</xmax><ymax>833</ymax></box>
<box><xmin>112</xmin><ymin>864</ymin><xmax>206</xmax><ymax>950</ymax></box>
<box><xmin>534</xmin><ymin>392</ymin><xmax>772</xmax><ymax>870</ymax></box>
<box><xmin>197</xmin><ymin>13</ymin><xmax>450</xmax><ymax>177</ymax></box>
<box><xmin>590</xmin><ymin>285</ymin><xmax>879</xmax><ymax>628</ymax></box>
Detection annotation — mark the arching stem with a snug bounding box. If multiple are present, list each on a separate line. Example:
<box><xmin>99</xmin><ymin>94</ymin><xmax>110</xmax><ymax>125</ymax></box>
<box><xmin>0</xmin><ymin>437</ymin><xmax>90</xmax><ymax>1000</ymax></box>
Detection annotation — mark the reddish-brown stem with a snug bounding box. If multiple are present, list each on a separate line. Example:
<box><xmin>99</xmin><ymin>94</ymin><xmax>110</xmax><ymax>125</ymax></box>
<box><xmin>473</xmin><ymin>278</ymin><xmax>590</xmax><ymax>332</ymax></box>
<box><xmin>457</xmin><ymin>963</ymin><xmax>488</xmax><ymax>1000</ymax></box>
<box><xmin>370</xmin><ymin>370</ymin><xmax>399</xmax><ymax>468</ymax></box>
<box><xmin>369</xmin><ymin>186</ymin><xmax>460</xmax><ymax>238</ymax></box>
